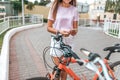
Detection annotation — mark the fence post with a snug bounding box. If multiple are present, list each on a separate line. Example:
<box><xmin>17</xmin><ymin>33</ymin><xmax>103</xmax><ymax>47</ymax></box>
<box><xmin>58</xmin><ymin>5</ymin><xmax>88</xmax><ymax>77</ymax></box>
<box><xmin>41</xmin><ymin>15</ymin><xmax>44</xmax><ymax>25</ymax></box>
<box><xmin>118</xmin><ymin>24</ymin><xmax>120</xmax><ymax>38</ymax></box>
<box><xmin>103</xmin><ymin>19</ymin><xmax>106</xmax><ymax>32</ymax></box>
<box><xmin>8</xmin><ymin>17</ymin><xmax>10</xmax><ymax>29</ymax></box>
<box><xmin>103</xmin><ymin>18</ymin><xmax>108</xmax><ymax>33</ymax></box>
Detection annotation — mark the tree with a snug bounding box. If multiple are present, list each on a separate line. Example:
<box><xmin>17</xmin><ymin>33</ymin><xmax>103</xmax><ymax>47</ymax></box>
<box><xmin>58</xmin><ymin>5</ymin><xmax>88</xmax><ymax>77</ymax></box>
<box><xmin>105</xmin><ymin>0</ymin><xmax>120</xmax><ymax>14</ymax></box>
<box><xmin>11</xmin><ymin>0</ymin><xmax>29</xmax><ymax>15</ymax></box>
<box><xmin>39</xmin><ymin>0</ymin><xmax>50</xmax><ymax>6</ymax></box>
<box><xmin>12</xmin><ymin>1</ymin><xmax>22</xmax><ymax>15</ymax></box>
<box><xmin>114</xmin><ymin>0</ymin><xmax>120</xmax><ymax>14</ymax></box>
<box><xmin>105</xmin><ymin>0</ymin><xmax>114</xmax><ymax>12</ymax></box>
<box><xmin>26</xmin><ymin>2</ymin><xmax>34</xmax><ymax>10</ymax></box>
<box><xmin>18</xmin><ymin>0</ymin><xmax>29</xmax><ymax>4</ymax></box>
<box><xmin>34</xmin><ymin>0</ymin><xmax>39</xmax><ymax>5</ymax></box>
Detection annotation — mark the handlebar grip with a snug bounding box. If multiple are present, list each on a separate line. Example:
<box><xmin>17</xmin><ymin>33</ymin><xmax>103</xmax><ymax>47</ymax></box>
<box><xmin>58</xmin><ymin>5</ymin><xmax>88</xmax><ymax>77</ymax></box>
<box><xmin>88</xmin><ymin>53</ymin><xmax>101</xmax><ymax>61</ymax></box>
<box><xmin>80</xmin><ymin>48</ymin><xmax>91</xmax><ymax>56</ymax></box>
<box><xmin>80</xmin><ymin>48</ymin><xmax>100</xmax><ymax>61</ymax></box>
<box><xmin>77</xmin><ymin>60</ymin><xmax>84</xmax><ymax>66</ymax></box>
<box><xmin>70</xmin><ymin>50</ymin><xmax>83</xmax><ymax>66</ymax></box>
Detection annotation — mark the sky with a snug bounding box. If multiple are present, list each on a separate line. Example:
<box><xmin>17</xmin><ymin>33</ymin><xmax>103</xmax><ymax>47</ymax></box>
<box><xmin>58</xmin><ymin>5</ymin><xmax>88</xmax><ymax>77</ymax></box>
<box><xmin>28</xmin><ymin>0</ymin><xmax>95</xmax><ymax>4</ymax></box>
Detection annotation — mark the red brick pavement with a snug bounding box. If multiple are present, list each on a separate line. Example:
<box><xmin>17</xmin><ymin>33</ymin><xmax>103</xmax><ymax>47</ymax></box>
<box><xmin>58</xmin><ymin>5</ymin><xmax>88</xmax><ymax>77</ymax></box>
<box><xmin>9</xmin><ymin>36</ymin><xmax>20</xmax><ymax>80</ymax></box>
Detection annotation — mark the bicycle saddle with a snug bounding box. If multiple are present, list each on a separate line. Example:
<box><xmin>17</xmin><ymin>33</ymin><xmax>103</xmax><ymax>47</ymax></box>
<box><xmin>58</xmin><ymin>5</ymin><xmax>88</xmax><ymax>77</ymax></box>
<box><xmin>103</xmin><ymin>44</ymin><xmax>120</xmax><ymax>52</ymax></box>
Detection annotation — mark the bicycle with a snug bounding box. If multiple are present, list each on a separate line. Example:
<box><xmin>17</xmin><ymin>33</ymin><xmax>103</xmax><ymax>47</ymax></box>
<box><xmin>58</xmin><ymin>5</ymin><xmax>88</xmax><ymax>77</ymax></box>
<box><xmin>43</xmin><ymin>33</ymin><xmax>120</xmax><ymax>80</ymax></box>
<box><xmin>80</xmin><ymin>43</ymin><xmax>120</xmax><ymax>80</ymax></box>
<box><xmin>99</xmin><ymin>43</ymin><xmax>120</xmax><ymax>79</ymax></box>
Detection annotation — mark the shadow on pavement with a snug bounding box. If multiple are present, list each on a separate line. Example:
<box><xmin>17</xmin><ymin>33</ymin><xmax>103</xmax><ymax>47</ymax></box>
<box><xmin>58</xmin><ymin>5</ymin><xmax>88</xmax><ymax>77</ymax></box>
<box><xmin>26</xmin><ymin>77</ymin><xmax>48</xmax><ymax>80</ymax></box>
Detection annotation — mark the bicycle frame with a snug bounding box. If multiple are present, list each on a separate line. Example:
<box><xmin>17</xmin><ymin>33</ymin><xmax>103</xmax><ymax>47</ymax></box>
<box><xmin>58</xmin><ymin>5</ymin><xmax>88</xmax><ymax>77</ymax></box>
<box><xmin>46</xmin><ymin>34</ymin><xmax>119</xmax><ymax>80</ymax></box>
<box><xmin>50</xmin><ymin>57</ymin><xmax>88</xmax><ymax>80</ymax></box>
<box><xmin>50</xmin><ymin>56</ymin><xmax>113</xmax><ymax>80</ymax></box>
<box><xmin>46</xmin><ymin>49</ymin><xmax>116</xmax><ymax>80</ymax></box>
<box><xmin>93</xmin><ymin>59</ymin><xmax>116</xmax><ymax>80</ymax></box>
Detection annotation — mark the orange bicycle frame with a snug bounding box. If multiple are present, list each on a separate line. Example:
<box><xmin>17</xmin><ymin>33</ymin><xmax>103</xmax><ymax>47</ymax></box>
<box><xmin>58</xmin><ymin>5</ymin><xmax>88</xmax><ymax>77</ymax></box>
<box><xmin>93</xmin><ymin>59</ymin><xmax>116</xmax><ymax>80</ymax></box>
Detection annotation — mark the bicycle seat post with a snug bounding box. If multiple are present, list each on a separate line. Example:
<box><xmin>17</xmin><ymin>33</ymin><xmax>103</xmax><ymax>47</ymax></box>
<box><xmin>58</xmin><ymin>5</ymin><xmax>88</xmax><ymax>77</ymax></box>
<box><xmin>105</xmin><ymin>51</ymin><xmax>112</xmax><ymax>60</ymax></box>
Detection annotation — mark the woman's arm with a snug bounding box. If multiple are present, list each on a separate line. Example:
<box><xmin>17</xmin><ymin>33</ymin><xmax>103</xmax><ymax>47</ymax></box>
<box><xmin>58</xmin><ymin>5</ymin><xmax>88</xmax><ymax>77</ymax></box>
<box><xmin>47</xmin><ymin>19</ymin><xmax>70</xmax><ymax>37</ymax></box>
<box><xmin>47</xmin><ymin>20</ymin><xmax>57</xmax><ymax>34</ymax></box>
<box><xmin>70</xmin><ymin>21</ymin><xmax>78</xmax><ymax>36</ymax></box>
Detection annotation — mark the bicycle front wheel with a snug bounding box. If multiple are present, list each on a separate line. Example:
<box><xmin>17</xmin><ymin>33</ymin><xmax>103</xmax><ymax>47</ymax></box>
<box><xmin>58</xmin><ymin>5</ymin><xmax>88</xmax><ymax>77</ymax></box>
<box><xmin>110</xmin><ymin>61</ymin><xmax>120</xmax><ymax>80</ymax></box>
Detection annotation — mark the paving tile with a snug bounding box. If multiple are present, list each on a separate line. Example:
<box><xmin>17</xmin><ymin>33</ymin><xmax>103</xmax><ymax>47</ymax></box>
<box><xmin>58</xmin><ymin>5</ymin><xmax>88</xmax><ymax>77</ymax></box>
<box><xmin>9</xmin><ymin>24</ymin><xmax>120</xmax><ymax>80</ymax></box>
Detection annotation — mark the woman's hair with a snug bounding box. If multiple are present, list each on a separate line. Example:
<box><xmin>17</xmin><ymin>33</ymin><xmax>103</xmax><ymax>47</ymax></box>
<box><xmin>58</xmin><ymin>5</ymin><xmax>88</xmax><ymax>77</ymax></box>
<box><xmin>51</xmin><ymin>0</ymin><xmax>77</xmax><ymax>20</ymax></box>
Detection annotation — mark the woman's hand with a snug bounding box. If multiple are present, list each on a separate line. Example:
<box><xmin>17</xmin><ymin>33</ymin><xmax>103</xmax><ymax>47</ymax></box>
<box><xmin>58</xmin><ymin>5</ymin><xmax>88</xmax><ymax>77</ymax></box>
<box><xmin>60</xmin><ymin>30</ymin><xmax>70</xmax><ymax>37</ymax></box>
<box><xmin>70</xmin><ymin>29</ymin><xmax>78</xmax><ymax>36</ymax></box>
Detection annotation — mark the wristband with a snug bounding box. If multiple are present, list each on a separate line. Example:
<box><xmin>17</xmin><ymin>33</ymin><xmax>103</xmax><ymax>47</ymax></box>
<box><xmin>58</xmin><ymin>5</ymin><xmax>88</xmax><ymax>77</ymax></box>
<box><xmin>73</xmin><ymin>28</ymin><xmax>78</xmax><ymax>33</ymax></box>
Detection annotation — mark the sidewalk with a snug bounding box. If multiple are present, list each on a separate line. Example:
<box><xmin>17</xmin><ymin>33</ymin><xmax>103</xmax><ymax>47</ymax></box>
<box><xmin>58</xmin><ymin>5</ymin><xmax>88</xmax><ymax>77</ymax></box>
<box><xmin>9</xmin><ymin>25</ymin><xmax>120</xmax><ymax>80</ymax></box>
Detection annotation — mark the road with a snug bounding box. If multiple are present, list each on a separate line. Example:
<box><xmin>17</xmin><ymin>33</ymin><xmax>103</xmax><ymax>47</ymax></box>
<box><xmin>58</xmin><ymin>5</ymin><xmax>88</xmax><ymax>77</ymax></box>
<box><xmin>9</xmin><ymin>24</ymin><xmax>120</xmax><ymax>80</ymax></box>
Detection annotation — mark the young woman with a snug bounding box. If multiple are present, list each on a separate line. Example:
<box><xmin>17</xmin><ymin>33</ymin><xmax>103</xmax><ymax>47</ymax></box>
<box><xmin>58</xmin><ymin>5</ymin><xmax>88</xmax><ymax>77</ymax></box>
<box><xmin>47</xmin><ymin>0</ymin><xmax>79</xmax><ymax>80</ymax></box>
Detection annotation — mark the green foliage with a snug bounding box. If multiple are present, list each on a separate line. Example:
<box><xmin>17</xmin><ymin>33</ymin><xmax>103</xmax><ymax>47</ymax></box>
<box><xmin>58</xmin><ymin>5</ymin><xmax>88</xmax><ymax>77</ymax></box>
<box><xmin>108</xmin><ymin>29</ymin><xmax>119</xmax><ymax>37</ymax></box>
<box><xmin>26</xmin><ymin>2</ymin><xmax>34</xmax><ymax>10</ymax></box>
<box><xmin>11</xmin><ymin>0</ymin><xmax>29</xmax><ymax>15</ymax></box>
<box><xmin>115</xmin><ymin>0</ymin><xmax>120</xmax><ymax>14</ymax></box>
<box><xmin>105</xmin><ymin>0</ymin><xmax>120</xmax><ymax>14</ymax></box>
<box><xmin>39</xmin><ymin>1</ymin><xmax>50</xmax><ymax>6</ymax></box>
<box><xmin>43</xmin><ymin>18</ymin><xmax>48</xmax><ymax>23</ymax></box>
<box><xmin>0</xmin><ymin>29</ymin><xmax>11</xmax><ymax>53</ymax></box>
<box><xmin>18</xmin><ymin>0</ymin><xmax>29</xmax><ymax>4</ymax></box>
<box><xmin>34</xmin><ymin>0</ymin><xmax>39</xmax><ymax>5</ymax></box>
<box><xmin>12</xmin><ymin>1</ymin><xmax>22</xmax><ymax>13</ymax></box>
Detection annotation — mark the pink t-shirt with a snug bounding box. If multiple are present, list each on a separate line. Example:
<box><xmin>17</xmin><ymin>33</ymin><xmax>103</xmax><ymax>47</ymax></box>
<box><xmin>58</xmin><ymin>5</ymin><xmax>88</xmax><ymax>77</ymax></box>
<box><xmin>48</xmin><ymin>5</ymin><xmax>79</xmax><ymax>31</ymax></box>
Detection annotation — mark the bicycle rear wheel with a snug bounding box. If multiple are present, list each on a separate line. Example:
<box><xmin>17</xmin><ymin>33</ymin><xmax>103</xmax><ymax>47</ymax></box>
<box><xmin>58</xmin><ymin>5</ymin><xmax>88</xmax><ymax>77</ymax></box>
<box><xmin>110</xmin><ymin>61</ymin><xmax>120</xmax><ymax>80</ymax></box>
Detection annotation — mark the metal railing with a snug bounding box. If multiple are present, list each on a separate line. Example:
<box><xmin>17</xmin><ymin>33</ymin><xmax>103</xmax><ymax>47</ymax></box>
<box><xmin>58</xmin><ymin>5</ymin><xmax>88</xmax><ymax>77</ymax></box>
<box><xmin>1</xmin><ymin>17</ymin><xmax>105</xmax><ymax>35</ymax></box>
<box><xmin>0</xmin><ymin>18</ymin><xmax>9</xmax><ymax>35</ymax></box>
<box><xmin>0</xmin><ymin>15</ymin><xmax>43</xmax><ymax>54</ymax></box>
<box><xmin>0</xmin><ymin>15</ymin><xmax>43</xmax><ymax>80</ymax></box>
<box><xmin>0</xmin><ymin>15</ymin><xmax>43</xmax><ymax>35</ymax></box>
<box><xmin>104</xmin><ymin>19</ymin><xmax>120</xmax><ymax>38</ymax></box>
<box><xmin>78</xmin><ymin>18</ymin><xmax>104</xmax><ymax>27</ymax></box>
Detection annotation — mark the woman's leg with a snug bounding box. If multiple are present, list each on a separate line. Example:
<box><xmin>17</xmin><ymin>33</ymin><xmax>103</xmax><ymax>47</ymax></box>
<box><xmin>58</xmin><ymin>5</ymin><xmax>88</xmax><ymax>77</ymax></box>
<box><xmin>52</xmin><ymin>56</ymin><xmax>67</xmax><ymax>80</ymax></box>
<box><xmin>60</xmin><ymin>70</ymin><xmax>67</xmax><ymax>80</ymax></box>
<box><xmin>52</xmin><ymin>57</ymin><xmax>60</xmax><ymax>80</ymax></box>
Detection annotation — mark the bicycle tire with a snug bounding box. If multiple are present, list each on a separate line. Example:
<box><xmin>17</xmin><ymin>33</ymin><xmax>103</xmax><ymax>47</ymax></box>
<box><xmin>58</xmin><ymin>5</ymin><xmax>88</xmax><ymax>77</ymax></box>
<box><xmin>110</xmin><ymin>61</ymin><xmax>120</xmax><ymax>80</ymax></box>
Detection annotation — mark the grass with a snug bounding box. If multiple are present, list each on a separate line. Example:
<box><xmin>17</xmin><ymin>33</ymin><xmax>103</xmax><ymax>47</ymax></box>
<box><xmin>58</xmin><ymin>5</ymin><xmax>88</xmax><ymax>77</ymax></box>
<box><xmin>108</xmin><ymin>29</ymin><xmax>119</xmax><ymax>37</ymax></box>
<box><xmin>0</xmin><ymin>29</ymin><xmax>11</xmax><ymax>53</ymax></box>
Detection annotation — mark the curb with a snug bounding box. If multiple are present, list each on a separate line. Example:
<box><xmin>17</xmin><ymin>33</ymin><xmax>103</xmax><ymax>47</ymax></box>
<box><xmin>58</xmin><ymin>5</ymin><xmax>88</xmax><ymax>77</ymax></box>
<box><xmin>0</xmin><ymin>23</ymin><xmax>43</xmax><ymax>80</ymax></box>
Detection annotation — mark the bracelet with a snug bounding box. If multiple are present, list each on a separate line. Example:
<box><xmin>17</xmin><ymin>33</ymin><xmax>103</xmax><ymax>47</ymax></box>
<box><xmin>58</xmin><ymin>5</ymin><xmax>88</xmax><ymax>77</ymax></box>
<box><xmin>73</xmin><ymin>28</ymin><xmax>78</xmax><ymax>32</ymax></box>
<box><xmin>73</xmin><ymin>28</ymin><xmax>78</xmax><ymax>30</ymax></box>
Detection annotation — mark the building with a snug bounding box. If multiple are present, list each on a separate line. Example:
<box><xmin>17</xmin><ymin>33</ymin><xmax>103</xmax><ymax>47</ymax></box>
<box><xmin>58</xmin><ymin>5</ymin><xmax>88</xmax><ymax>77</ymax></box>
<box><xmin>0</xmin><ymin>0</ymin><xmax>9</xmax><ymax>1</ymax></box>
<box><xmin>89</xmin><ymin>0</ymin><xmax>106</xmax><ymax>22</ymax></box>
<box><xmin>77</xmin><ymin>2</ymin><xmax>89</xmax><ymax>13</ymax></box>
<box><xmin>0</xmin><ymin>0</ymin><xmax>13</xmax><ymax>17</ymax></box>
<box><xmin>46</xmin><ymin>1</ymin><xmax>89</xmax><ymax>13</ymax></box>
<box><xmin>0</xmin><ymin>5</ymin><xmax>6</xmax><ymax>18</ymax></box>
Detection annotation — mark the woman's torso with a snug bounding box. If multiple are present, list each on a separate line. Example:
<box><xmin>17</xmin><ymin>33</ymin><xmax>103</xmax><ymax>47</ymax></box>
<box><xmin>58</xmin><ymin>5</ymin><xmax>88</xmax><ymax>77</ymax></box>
<box><xmin>53</xmin><ymin>5</ymin><xmax>77</xmax><ymax>31</ymax></box>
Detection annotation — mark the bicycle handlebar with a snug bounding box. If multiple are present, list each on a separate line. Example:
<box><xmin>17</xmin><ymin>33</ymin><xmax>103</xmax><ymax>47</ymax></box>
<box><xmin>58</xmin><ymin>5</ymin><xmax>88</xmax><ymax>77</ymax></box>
<box><xmin>51</xmin><ymin>33</ymin><xmax>83</xmax><ymax>66</ymax></box>
<box><xmin>51</xmin><ymin>32</ymin><xmax>63</xmax><ymax>41</ymax></box>
<box><xmin>80</xmin><ymin>48</ymin><xmax>100</xmax><ymax>61</ymax></box>
<box><xmin>51</xmin><ymin>33</ymin><xmax>113</xmax><ymax>79</ymax></box>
